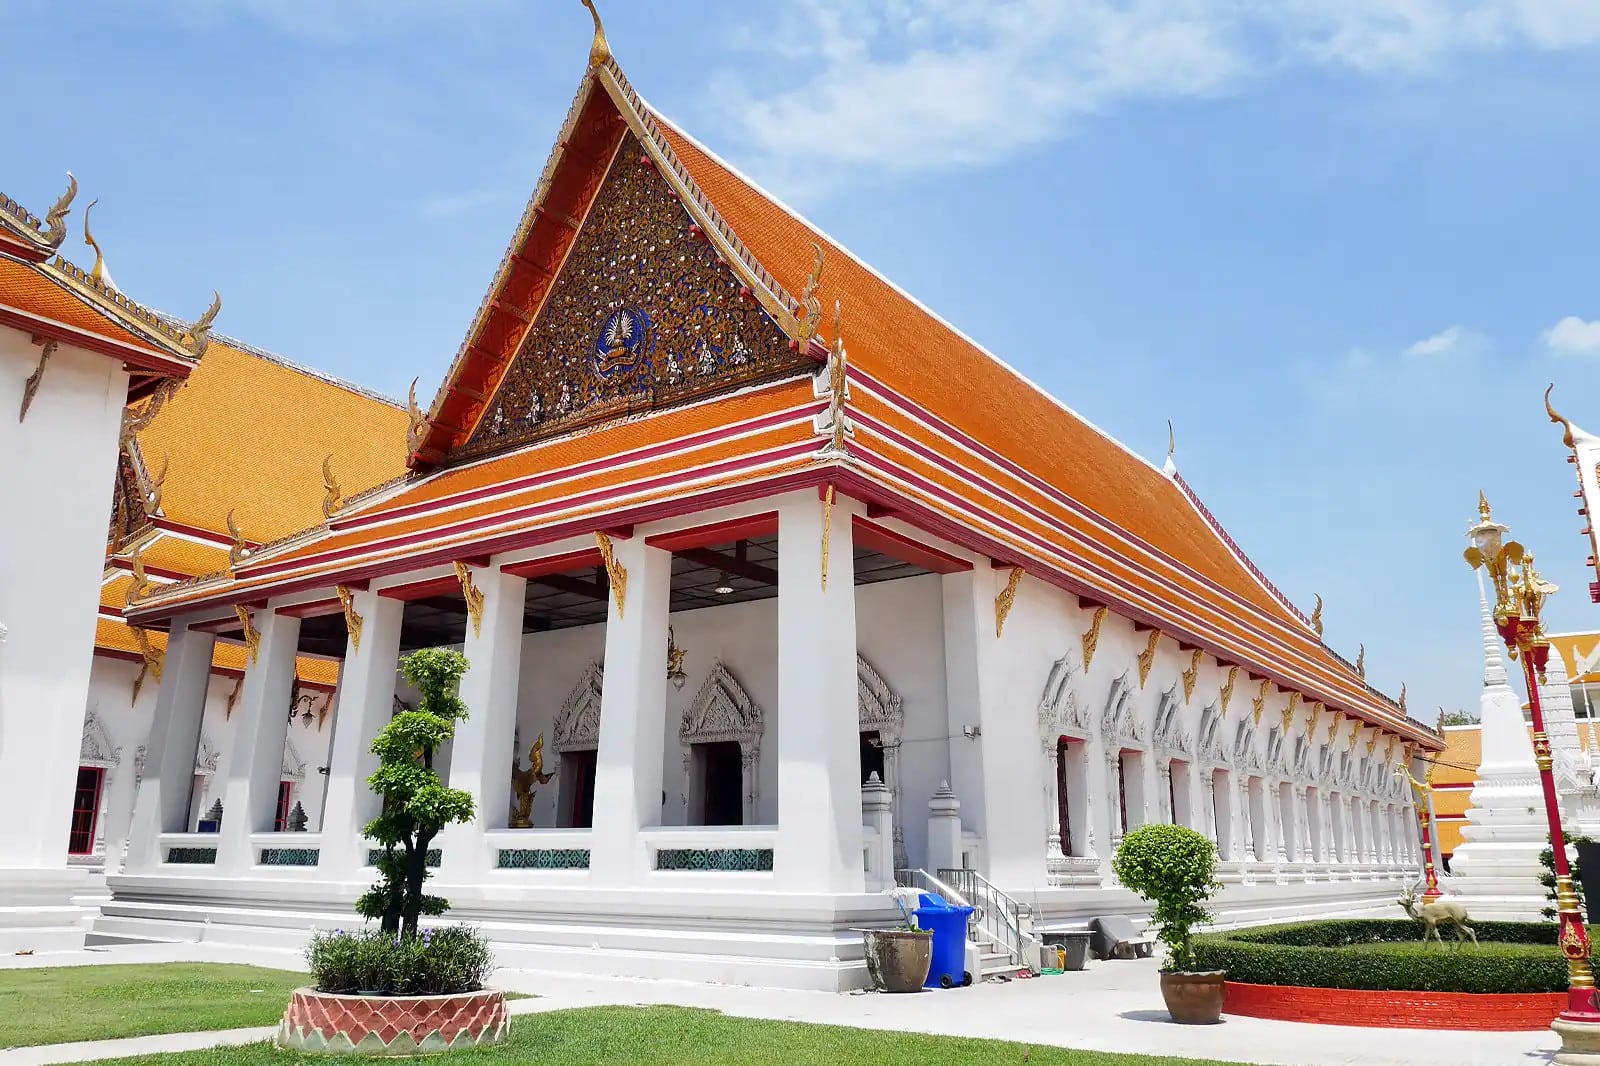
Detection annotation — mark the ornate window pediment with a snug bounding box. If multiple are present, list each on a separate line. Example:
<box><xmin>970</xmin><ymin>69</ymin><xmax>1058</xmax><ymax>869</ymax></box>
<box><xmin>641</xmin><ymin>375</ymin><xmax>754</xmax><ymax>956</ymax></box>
<box><xmin>553</xmin><ymin>661</ymin><xmax>605</xmax><ymax>754</ymax></box>
<box><xmin>1100</xmin><ymin>674</ymin><xmax>1142</xmax><ymax>748</ymax></box>
<box><xmin>1039</xmin><ymin>650</ymin><xmax>1089</xmax><ymax>740</ymax></box>
<box><xmin>80</xmin><ymin>711</ymin><xmax>121</xmax><ymax>769</ymax></box>
<box><xmin>679</xmin><ymin>661</ymin><xmax>764</xmax><ymax>824</ymax></box>
<box><xmin>1198</xmin><ymin>703</ymin><xmax>1230</xmax><ymax>766</ymax></box>
<box><xmin>282</xmin><ymin>737</ymin><xmax>306</xmax><ymax>780</ymax></box>
<box><xmin>857</xmin><ymin>654</ymin><xmax>903</xmax><ymax>741</ymax></box>
<box><xmin>1151</xmin><ymin>686</ymin><xmax>1192</xmax><ymax>757</ymax></box>
<box><xmin>195</xmin><ymin>735</ymin><xmax>220</xmax><ymax>774</ymax></box>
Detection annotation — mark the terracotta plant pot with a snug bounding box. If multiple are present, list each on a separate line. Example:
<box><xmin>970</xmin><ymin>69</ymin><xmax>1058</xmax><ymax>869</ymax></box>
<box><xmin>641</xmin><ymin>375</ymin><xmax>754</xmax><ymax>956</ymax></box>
<box><xmin>862</xmin><ymin>929</ymin><xmax>933</xmax><ymax>993</ymax></box>
<box><xmin>1160</xmin><ymin>970</ymin><xmax>1226</xmax><ymax>1024</ymax></box>
<box><xmin>277</xmin><ymin>986</ymin><xmax>509</xmax><ymax>1055</ymax></box>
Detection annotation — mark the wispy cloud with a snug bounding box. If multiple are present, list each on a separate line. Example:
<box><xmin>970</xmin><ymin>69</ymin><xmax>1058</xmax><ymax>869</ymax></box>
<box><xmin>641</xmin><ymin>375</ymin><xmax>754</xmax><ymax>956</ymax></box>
<box><xmin>716</xmin><ymin>1</ymin><xmax>1600</xmax><ymax>197</ymax></box>
<box><xmin>1403</xmin><ymin>324</ymin><xmax>1486</xmax><ymax>359</ymax></box>
<box><xmin>1545</xmin><ymin>316</ymin><xmax>1600</xmax><ymax>358</ymax></box>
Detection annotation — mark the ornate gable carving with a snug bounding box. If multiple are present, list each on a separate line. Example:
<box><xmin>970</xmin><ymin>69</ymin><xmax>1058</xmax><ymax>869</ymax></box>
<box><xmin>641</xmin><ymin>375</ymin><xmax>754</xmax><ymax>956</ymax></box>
<box><xmin>1151</xmin><ymin>685</ymin><xmax>1192</xmax><ymax>756</ymax></box>
<box><xmin>460</xmin><ymin>132</ymin><xmax>806</xmax><ymax>461</ymax></box>
<box><xmin>282</xmin><ymin>737</ymin><xmax>306</xmax><ymax>780</ymax></box>
<box><xmin>80</xmin><ymin>712</ymin><xmax>121</xmax><ymax>768</ymax></box>
<box><xmin>857</xmin><ymin>654</ymin><xmax>903</xmax><ymax>739</ymax></box>
<box><xmin>680</xmin><ymin>660</ymin><xmax>763</xmax><ymax>751</ymax></box>
<box><xmin>553</xmin><ymin>661</ymin><xmax>605</xmax><ymax>753</ymax></box>
<box><xmin>195</xmin><ymin>735</ymin><xmax>220</xmax><ymax>774</ymax></box>
<box><xmin>1100</xmin><ymin>673</ymin><xmax>1142</xmax><ymax>748</ymax></box>
<box><xmin>1197</xmin><ymin>703</ymin><xmax>1229</xmax><ymax>766</ymax></box>
<box><xmin>1039</xmin><ymin>650</ymin><xmax>1090</xmax><ymax>740</ymax></box>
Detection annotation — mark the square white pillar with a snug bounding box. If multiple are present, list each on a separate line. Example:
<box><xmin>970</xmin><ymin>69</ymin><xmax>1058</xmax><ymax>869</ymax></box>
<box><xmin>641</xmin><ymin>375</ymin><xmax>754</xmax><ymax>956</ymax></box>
<box><xmin>216</xmin><ymin>609</ymin><xmax>302</xmax><ymax>874</ymax></box>
<box><xmin>125</xmin><ymin>620</ymin><xmax>217</xmax><ymax>873</ymax></box>
<box><xmin>590</xmin><ymin>538</ymin><xmax>671</xmax><ymax>885</ymax></box>
<box><xmin>440</xmin><ymin>568</ymin><xmax>528</xmax><ymax>883</ymax></box>
<box><xmin>319</xmin><ymin>591</ymin><xmax>404</xmax><ymax>881</ymax></box>
<box><xmin>775</xmin><ymin>492</ymin><xmax>864</xmax><ymax>893</ymax></box>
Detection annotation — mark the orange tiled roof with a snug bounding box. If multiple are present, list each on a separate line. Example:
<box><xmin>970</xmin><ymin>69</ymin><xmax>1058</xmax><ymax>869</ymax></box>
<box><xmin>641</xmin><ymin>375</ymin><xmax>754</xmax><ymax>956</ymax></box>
<box><xmin>95</xmin><ymin>615</ymin><xmax>340</xmax><ymax>688</ymax></box>
<box><xmin>1551</xmin><ymin>632</ymin><xmax>1600</xmax><ymax>686</ymax></box>
<box><xmin>0</xmin><ymin>256</ymin><xmax>169</xmax><ymax>357</ymax></box>
<box><xmin>133</xmin><ymin>337</ymin><xmax>410</xmax><ymax>542</ymax></box>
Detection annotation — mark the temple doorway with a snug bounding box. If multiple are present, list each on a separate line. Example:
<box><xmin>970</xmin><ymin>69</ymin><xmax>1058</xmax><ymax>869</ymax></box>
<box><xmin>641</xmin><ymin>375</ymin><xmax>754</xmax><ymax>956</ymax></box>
<box><xmin>560</xmin><ymin>749</ymin><xmax>597</xmax><ymax>829</ymax></box>
<box><xmin>693</xmin><ymin>741</ymin><xmax>745</xmax><ymax>826</ymax></box>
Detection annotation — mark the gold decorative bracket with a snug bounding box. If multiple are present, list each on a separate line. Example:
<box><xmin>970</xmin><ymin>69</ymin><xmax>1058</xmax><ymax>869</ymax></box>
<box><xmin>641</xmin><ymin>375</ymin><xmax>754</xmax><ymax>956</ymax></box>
<box><xmin>322</xmin><ymin>455</ymin><xmax>343</xmax><ymax>518</ymax></box>
<box><xmin>1347</xmin><ymin>719</ymin><xmax>1362</xmax><ymax>748</ymax></box>
<box><xmin>1326</xmin><ymin>708</ymin><xmax>1345</xmax><ymax>743</ymax></box>
<box><xmin>1082</xmin><ymin>606</ymin><xmax>1109</xmax><ymax>672</ymax></box>
<box><xmin>596</xmin><ymin>531</ymin><xmax>628</xmax><ymax>616</ymax></box>
<box><xmin>1137</xmin><ymin>628</ymin><xmax>1161</xmax><ymax>688</ymax></box>
<box><xmin>18</xmin><ymin>339</ymin><xmax>56</xmax><ymax>422</ymax></box>
<box><xmin>1220</xmin><ymin>665</ymin><xmax>1238</xmax><ymax>715</ymax></box>
<box><xmin>129</xmin><ymin>626</ymin><xmax>164</xmax><ymax>706</ymax></box>
<box><xmin>235</xmin><ymin>605</ymin><xmax>262</xmax><ymax>665</ymax></box>
<box><xmin>454</xmin><ymin>562</ymin><xmax>486</xmax><ymax>638</ymax></box>
<box><xmin>1366</xmin><ymin>728</ymin><xmax>1382</xmax><ymax>756</ymax></box>
<box><xmin>1251</xmin><ymin>679</ymin><xmax>1271</xmax><ymax>724</ymax></box>
<box><xmin>225</xmin><ymin>675</ymin><xmax>243</xmax><ymax>719</ymax></box>
<box><xmin>1181</xmin><ymin>648</ymin><xmax>1202</xmax><ymax>703</ymax></box>
<box><xmin>1281</xmin><ymin>691</ymin><xmax>1301</xmax><ymax>734</ymax></box>
<box><xmin>127</xmin><ymin>542</ymin><xmax>154</xmax><ymax>603</ymax></box>
<box><xmin>336</xmin><ymin>585</ymin><xmax>363</xmax><ymax>652</ymax></box>
<box><xmin>820</xmin><ymin>484</ymin><xmax>835</xmax><ymax>590</ymax></box>
<box><xmin>995</xmin><ymin>566</ymin><xmax>1024</xmax><ymax>638</ymax></box>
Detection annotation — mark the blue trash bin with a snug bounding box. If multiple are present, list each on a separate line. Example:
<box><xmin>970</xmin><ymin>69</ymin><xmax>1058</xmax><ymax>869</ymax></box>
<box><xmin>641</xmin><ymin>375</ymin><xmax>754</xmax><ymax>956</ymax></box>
<box><xmin>914</xmin><ymin>893</ymin><xmax>974</xmax><ymax>988</ymax></box>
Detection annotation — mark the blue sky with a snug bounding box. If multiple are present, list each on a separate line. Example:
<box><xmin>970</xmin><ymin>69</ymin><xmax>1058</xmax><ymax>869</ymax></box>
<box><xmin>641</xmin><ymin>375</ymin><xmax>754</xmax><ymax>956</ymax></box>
<box><xmin>8</xmin><ymin>1</ymin><xmax>1600</xmax><ymax>719</ymax></box>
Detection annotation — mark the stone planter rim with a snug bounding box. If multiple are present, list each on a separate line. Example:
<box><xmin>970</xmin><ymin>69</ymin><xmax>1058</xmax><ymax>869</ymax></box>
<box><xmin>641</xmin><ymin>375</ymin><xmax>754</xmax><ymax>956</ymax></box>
<box><xmin>298</xmin><ymin>986</ymin><xmax>496</xmax><ymax>1001</ymax></box>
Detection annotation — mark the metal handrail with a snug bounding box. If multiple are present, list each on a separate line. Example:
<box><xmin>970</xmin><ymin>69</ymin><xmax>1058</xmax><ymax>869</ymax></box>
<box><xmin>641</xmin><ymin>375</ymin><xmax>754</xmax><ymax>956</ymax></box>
<box><xmin>936</xmin><ymin>867</ymin><xmax>1038</xmax><ymax>969</ymax></box>
<box><xmin>893</xmin><ymin>867</ymin><xmax>971</xmax><ymax>908</ymax></box>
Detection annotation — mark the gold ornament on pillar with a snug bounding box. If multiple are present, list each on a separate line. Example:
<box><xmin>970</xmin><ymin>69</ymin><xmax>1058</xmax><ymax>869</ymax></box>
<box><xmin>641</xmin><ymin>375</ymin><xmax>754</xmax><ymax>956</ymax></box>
<box><xmin>18</xmin><ymin>338</ymin><xmax>56</xmax><ymax>423</ymax></box>
<box><xmin>453</xmin><ymin>561</ymin><xmax>485</xmax><ymax>638</ymax></box>
<box><xmin>1281</xmin><ymin>691</ymin><xmax>1301</xmax><ymax>734</ymax></box>
<box><xmin>235</xmin><ymin>605</ymin><xmax>261</xmax><ymax>664</ymax></box>
<box><xmin>1251</xmin><ymin>678</ymin><xmax>1270</xmax><ymax>724</ymax></box>
<box><xmin>595</xmin><ymin>531</ymin><xmax>627</xmax><ymax>616</ymax></box>
<box><xmin>321</xmin><ymin>454</ymin><xmax>342</xmax><ymax>518</ymax></box>
<box><xmin>1220</xmin><ymin>665</ymin><xmax>1238</xmax><ymax>715</ymax></box>
<box><xmin>1181</xmin><ymin>648</ymin><xmax>1202</xmax><ymax>702</ymax></box>
<box><xmin>1366</xmin><ymin>728</ymin><xmax>1382</xmax><ymax>756</ymax></box>
<box><xmin>820</xmin><ymin>483</ymin><xmax>835</xmax><ymax>590</ymax></box>
<box><xmin>1081</xmin><ymin>605</ymin><xmax>1109</xmax><ymax>671</ymax></box>
<box><xmin>129</xmin><ymin>626</ymin><xmax>164</xmax><ymax>706</ymax></box>
<box><xmin>225</xmin><ymin>675</ymin><xmax>243</xmax><ymax>719</ymax></box>
<box><xmin>1347</xmin><ymin>719</ymin><xmax>1362</xmax><ymax>748</ymax></box>
<box><xmin>336</xmin><ymin>584</ymin><xmax>363</xmax><ymax>652</ymax></box>
<box><xmin>1327</xmin><ymin>708</ymin><xmax>1345</xmax><ymax>743</ymax></box>
<box><xmin>666</xmin><ymin>627</ymin><xmax>688</xmax><ymax>689</ymax></box>
<box><xmin>1136</xmin><ymin>628</ymin><xmax>1161</xmax><ymax>688</ymax></box>
<box><xmin>995</xmin><ymin>565</ymin><xmax>1025</xmax><ymax>638</ymax></box>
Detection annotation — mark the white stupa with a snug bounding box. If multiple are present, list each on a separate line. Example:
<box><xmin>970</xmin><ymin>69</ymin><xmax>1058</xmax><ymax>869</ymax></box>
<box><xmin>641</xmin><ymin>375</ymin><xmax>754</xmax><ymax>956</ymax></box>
<box><xmin>1447</xmin><ymin>575</ymin><xmax>1549</xmax><ymax>919</ymax></box>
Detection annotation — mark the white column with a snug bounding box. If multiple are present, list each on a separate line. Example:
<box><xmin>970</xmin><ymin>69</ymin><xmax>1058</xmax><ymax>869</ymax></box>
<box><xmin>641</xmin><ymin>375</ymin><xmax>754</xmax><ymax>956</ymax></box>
<box><xmin>775</xmin><ymin>493</ymin><xmax>865</xmax><ymax>893</ymax></box>
<box><xmin>125</xmin><ymin>621</ymin><xmax>216</xmax><ymax>873</ymax></box>
<box><xmin>589</xmin><ymin>538</ymin><xmax>671</xmax><ymax>885</ymax></box>
<box><xmin>319</xmin><ymin>592</ymin><xmax>403</xmax><ymax>881</ymax></box>
<box><xmin>1081</xmin><ymin>735</ymin><xmax>1111</xmax><ymax>868</ymax></box>
<box><xmin>1200</xmin><ymin>769</ymin><xmax>1217</xmax><ymax>842</ymax></box>
<box><xmin>441</xmin><ymin>568</ymin><xmax>528</xmax><ymax>883</ymax></box>
<box><xmin>1107</xmin><ymin>749</ymin><xmax>1126</xmax><ymax>852</ymax></box>
<box><xmin>217</xmin><ymin>609</ymin><xmax>301</xmax><ymax>874</ymax></box>
<box><xmin>1157</xmin><ymin>758</ymin><xmax>1174</xmax><ymax>823</ymax></box>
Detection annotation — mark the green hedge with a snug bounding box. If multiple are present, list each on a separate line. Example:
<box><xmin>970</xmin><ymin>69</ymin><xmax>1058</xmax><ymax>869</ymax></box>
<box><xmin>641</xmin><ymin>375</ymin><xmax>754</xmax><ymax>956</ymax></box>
<box><xmin>1191</xmin><ymin>919</ymin><xmax>1594</xmax><ymax>994</ymax></box>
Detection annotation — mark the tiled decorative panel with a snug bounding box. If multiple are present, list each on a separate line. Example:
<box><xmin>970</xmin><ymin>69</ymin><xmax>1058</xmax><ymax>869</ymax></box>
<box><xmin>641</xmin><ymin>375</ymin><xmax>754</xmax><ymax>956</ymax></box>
<box><xmin>166</xmin><ymin>847</ymin><xmax>218</xmax><ymax>865</ymax></box>
<box><xmin>366</xmin><ymin>848</ymin><xmax>441</xmax><ymax>868</ymax></box>
<box><xmin>655</xmin><ymin>848</ymin><xmax>774</xmax><ymax>872</ymax></box>
<box><xmin>276</xmin><ymin>987</ymin><xmax>509</xmax><ymax>1054</ymax></box>
<box><xmin>261</xmin><ymin>848</ymin><xmax>321</xmax><ymax>867</ymax></box>
<box><xmin>496</xmin><ymin>848</ymin><xmax>590</xmax><ymax>870</ymax></box>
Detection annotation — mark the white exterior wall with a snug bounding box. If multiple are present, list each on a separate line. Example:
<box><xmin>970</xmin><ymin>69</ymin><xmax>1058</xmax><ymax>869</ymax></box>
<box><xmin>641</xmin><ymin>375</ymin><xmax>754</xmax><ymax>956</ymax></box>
<box><xmin>0</xmin><ymin>324</ymin><xmax>129</xmax><ymax>950</ymax></box>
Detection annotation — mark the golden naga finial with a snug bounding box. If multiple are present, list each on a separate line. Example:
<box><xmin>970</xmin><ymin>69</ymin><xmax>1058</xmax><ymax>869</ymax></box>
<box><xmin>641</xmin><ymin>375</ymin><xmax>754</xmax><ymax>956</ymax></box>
<box><xmin>1399</xmin><ymin>682</ymin><xmax>1408</xmax><ymax>714</ymax></box>
<box><xmin>127</xmin><ymin>542</ymin><xmax>153</xmax><ymax>603</ymax></box>
<box><xmin>226</xmin><ymin>509</ymin><xmax>248</xmax><ymax>567</ymax></box>
<box><xmin>405</xmin><ymin>377</ymin><xmax>427</xmax><ymax>455</ymax></box>
<box><xmin>796</xmin><ymin>242</ymin><xmax>825</xmax><ymax>344</ymax></box>
<box><xmin>40</xmin><ymin>172</ymin><xmax>77</xmax><ymax>248</ymax></box>
<box><xmin>1310</xmin><ymin>594</ymin><xmax>1323</xmax><ymax>637</ymax></box>
<box><xmin>1546</xmin><ymin>383</ymin><xmax>1576</xmax><ymax>450</ymax></box>
<box><xmin>180</xmin><ymin>291</ymin><xmax>222</xmax><ymax>357</ymax></box>
<box><xmin>143</xmin><ymin>453</ymin><xmax>169</xmax><ymax>517</ymax></box>
<box><xmin>1355</xmin><ymin>643</ymin><xmax>1365</xmax><ymax>679</ymax></box>
<box><xmin>83</xmin><ymin>198</ymin><xmax>117</xmax><ymax>291</ymax></box>
<box><xmin>321</xmin><ymin>454</ymin><xmax>342</xmax><ymax>518</ymax></box>
<box><xmin>581</xmin><ymin>0</ymin><xmax>611</xmax><ymax>69</ymax></box>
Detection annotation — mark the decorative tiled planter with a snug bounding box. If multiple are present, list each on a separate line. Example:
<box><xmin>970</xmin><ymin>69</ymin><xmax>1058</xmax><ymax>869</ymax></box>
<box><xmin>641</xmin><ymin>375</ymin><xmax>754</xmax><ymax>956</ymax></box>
<box><xmin>1223</xmin><ymin>981</ymin><xmax>1566</xmax><ymax>1031</ymax></box>
<box><xmin>276</xmin><ymin>987</ymin><xmax>509</xmax><ymax>1055</ymax></box>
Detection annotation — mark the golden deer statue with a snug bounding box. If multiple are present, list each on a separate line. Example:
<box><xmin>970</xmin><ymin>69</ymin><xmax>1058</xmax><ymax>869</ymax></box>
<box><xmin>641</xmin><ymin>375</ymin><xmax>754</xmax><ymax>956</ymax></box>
<box><xmin>1398</xmin><ymin>886</ymin><xmax>1478</xmax><ymax>948</ymax></box>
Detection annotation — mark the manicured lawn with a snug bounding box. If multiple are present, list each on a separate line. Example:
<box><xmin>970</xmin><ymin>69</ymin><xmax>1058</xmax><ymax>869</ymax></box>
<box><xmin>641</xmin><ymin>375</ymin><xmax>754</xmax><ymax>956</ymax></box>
<box><xmin>0</xmin><ymin>964</ymin><xmax>306</xmax><ymax>1048</ymax></box>
<box><xmin>70</xmin><ymin>1005</ymin><xmax>1249</xmax><ymax>1065</ymax></box>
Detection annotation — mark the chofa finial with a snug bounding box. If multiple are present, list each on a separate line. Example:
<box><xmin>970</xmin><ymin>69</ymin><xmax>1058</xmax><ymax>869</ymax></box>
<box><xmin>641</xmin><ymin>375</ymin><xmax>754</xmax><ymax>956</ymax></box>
<box><xmin>83</xmin><ymin>198</ymin><xmax>117</xmax><ymax>292</ymax></box>
<box><xmin>181</xmin><ymin>291</ymin><xmax>221</xmax><ymax>357</ymax></box>
<box><xmin>1167</xmin><ymin>420</ymin><xmax>1175</xmax><ymax>462</ymax></box>
<box><xmin>581</xmin><ymin>0</ymin><xmax>610</xmax><ymax>68</ymax></box>
<box><xmin>1355</xmin><ymin>642</ymin><xmax>1366</xmax><ymax>679</ymax></box>
<box><xmin>41</xmin><ymin>172</ymin><xmax>77</xmax><ymax>248</ymax></box>
<box><xmin>1546</xmin><ymin>383</ymin><xmax>1576</xmax><ymax>449</ymax></box>
<box><xmin>406</xmin><ymin>377</ymin><xmax>427</xmax><ymax>455</ymax></box>
<box><xmin>1310</xmin><ymin>594</ymin><xmax>1323</xmax><ymax>637</ymax></box>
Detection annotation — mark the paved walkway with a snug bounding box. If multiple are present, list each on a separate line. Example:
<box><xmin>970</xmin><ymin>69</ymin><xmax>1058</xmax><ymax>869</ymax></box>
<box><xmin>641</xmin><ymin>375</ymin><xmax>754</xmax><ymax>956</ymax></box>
<box><xmin>0</xmin><ymin>943</ymin><xmax>1560</xmax><ymax>1065</ymax></box>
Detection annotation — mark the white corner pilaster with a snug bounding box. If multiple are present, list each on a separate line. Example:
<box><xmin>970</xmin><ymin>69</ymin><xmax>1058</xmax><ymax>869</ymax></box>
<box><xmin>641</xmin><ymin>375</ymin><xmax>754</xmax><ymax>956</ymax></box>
<box><xmin>590</xmin><ymin>538</ymin><xmax>671</xmax><ymax>885</ymax></box>
<box><xmin>775</xmin><ymin>492</ymin><xmax>865</xmax><ymax>893</ymax></box>
<box><xmin>319</xmin><ymin>591</ymin><xmax>403</xmax><ymax>881</ymax></box>
<box><xmin>124</xmin><ymin>620</ymin><xmax>217</xmax><ymax>873</ymax></box>
<box><xmin>440</xmin><ymin>568</ymin><xmax>527</xmax><ymax>883</ymax></box>
<box><xmin>216</xmin><ymin>609</ymin><xmax>301</xmax><ymax>874</ymax></box>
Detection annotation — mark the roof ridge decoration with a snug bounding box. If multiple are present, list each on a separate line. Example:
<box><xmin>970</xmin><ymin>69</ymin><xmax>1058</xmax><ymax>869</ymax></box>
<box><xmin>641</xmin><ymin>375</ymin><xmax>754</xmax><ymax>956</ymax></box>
<box><xmin>0</xmin><ymin>173</ymin><xmax>77</xmax><ymax>254</ymax></box>
<box><xmin>83</xmin><ymin>199</ymin><xmax>116</xmax><ymax>291</ymax></box>
<box><xmin>408</xmin><ymin>5</ymin><xmax>807</xmax><ymax>470</ymax></box>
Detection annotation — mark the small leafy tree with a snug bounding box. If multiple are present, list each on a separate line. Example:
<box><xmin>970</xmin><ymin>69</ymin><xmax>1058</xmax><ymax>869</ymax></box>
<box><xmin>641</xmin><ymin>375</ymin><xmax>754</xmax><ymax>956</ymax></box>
<box><xmin>1539</xmin><ymin>832</ymin><xmax>1593</xmax><ymax>921</ymax></box>
<box><xmin>357</xmin><ymin>648</ymin><xmax>476</xmax><ymax>937</ymax></box>
<box><xmin>1112</xmin><ymin>824</ymin><xmax>1221</xmax><ymax>972</ymax></box>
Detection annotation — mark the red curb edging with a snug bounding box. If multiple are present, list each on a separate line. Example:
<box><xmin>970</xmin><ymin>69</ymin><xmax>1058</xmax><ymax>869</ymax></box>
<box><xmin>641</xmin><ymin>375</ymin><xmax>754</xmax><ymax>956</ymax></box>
<box><xmin>1223</xmin><ymin>981</ymin><xmax>1565</xmax><ymax>1031</ymax></box>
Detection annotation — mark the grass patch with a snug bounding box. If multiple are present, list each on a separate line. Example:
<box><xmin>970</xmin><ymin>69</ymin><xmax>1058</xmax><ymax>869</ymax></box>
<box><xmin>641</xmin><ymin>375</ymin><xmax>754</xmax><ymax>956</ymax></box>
<box><xmin>67</xmin><ymin>1005</ymin><xmax>1250</xmax><ymax>1065</ymax></box>
<box><xmin>0</xmin><ymin>964</ymin><xmax>307</xmax><ymax>1049</ymax></box>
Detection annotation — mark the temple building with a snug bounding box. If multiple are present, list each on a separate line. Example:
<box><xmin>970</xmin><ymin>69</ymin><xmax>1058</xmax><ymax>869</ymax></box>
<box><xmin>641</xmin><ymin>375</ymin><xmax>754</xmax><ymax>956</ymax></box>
<box><xmin>0</xmin><ymin>182</ymin><xmax>205</xmax><ymax>950</ymax></box>
<box><xmin>8</xmin><ymin>11</ymin><xmax>1444</xmax><ymax>986</ymax></box>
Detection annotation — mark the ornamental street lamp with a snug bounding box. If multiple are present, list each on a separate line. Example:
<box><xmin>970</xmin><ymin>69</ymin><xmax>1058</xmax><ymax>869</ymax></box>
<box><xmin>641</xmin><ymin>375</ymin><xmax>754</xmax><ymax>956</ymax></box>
<box><xmin>1464</xmin><ymin>493</ymin><xmax>1600</xmax><ymax>1031</ymax></box>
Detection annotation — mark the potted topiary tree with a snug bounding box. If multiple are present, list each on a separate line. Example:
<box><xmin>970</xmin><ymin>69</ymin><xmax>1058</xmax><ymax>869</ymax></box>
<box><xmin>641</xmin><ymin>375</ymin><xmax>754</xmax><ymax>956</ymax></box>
<box><xmin>278</xmin><ymin>649</ymin><xmax>511</xmax><ymax>1055</ymax></box>
<box><xmin>1112</xmin><ymin>823</ymin><xmax>1224</xmax><ymax>1024</ymax></box>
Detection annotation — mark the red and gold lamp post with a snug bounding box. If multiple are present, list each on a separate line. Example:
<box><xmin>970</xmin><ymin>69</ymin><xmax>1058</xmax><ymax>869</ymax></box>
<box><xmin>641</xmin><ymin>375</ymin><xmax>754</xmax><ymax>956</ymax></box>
<box><xmin>1398</xmin><ymin>762</ymin><xmax>1442</xmax><ymax>902</ymax></box>
<box><xmin>1465</xmin><ymin>493</ymin><xmax>1600</xmax><ymax>1028</ymax></box>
